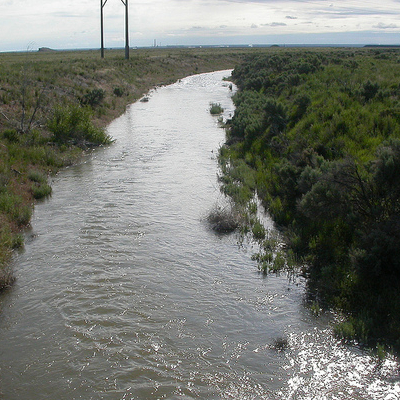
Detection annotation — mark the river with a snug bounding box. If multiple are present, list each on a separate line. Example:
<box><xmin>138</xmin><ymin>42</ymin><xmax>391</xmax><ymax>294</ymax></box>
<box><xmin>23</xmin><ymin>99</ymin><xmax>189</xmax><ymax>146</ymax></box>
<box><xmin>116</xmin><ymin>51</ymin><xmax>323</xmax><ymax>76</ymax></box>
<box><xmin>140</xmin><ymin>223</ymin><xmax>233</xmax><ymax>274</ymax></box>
<box><xmin>0</xmin><ymin>71</ymin><xmax>399</xmax><ymax>399</ymax></box>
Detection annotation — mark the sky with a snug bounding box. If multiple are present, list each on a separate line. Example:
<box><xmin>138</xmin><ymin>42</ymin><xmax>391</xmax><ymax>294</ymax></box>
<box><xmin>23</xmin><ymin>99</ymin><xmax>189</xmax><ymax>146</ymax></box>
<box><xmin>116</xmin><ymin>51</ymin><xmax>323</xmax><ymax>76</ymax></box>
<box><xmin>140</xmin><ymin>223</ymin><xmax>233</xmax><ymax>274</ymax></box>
<box><xmin>1</xmin><ymin>0</ymin><xmax>400</xmax><ymax>52</ymax></box>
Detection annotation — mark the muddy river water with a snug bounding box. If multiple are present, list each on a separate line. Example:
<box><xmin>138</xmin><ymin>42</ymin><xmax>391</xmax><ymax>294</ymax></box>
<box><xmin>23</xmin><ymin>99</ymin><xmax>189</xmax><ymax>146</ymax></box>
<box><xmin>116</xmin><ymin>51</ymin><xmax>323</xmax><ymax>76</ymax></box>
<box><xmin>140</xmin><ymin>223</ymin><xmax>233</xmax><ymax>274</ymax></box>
<box><xmin>0</xmin><ymin>70</ymin><xmax>399</xmax><ymax>399</ymax></box>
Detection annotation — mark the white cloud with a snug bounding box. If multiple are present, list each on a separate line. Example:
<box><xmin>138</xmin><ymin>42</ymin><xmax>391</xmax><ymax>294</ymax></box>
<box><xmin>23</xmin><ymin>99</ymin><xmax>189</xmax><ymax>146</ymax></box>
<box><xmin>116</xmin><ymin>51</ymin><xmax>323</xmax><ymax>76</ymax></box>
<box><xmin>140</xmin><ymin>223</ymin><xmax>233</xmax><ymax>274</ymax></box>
<box><xmin>373</xmin><ymin>22</ymin><xmax>399</xmax><ymax>29</ymax></box>
<box><xmin>1</xmin><ymin>0</ymin><xmax>400</xmax><ymax>51</ymax></box>
<box><xmin>262</xmin><ymin>22</ymin><xmax>287</xmax><ymax>27</ymax></box>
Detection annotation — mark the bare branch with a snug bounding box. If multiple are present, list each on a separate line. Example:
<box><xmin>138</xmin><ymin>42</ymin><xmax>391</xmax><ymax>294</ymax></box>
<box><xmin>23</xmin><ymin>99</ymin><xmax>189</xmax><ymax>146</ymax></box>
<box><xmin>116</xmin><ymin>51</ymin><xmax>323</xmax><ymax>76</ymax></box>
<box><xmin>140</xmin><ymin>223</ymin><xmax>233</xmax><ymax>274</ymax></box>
<box><xmin>0</xmin><ymin>110</ymin><xmax>10</xmax><ymax>121</ymax></box>
<box><xmin>27</xmin><ymin>86</ymin><xmax>46</xmax><ymax>133</ymax></box>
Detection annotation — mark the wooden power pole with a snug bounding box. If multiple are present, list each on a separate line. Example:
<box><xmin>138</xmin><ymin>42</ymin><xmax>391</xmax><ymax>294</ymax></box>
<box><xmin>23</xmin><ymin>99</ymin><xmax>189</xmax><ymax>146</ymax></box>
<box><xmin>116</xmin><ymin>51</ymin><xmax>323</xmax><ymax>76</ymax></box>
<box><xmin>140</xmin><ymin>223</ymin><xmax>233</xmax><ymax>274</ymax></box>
<box><xmin>121</xmin><ymin>0</ymin><xmax>129</xmax><ymax>60</ymax></box>
<box><xmin>100</xmin><ymin>0</ymin><xmax>108</xmax><ymax>58</ymax></box>
<box><xmin>100</xmin><ymin>0</ymin><xmax>129</xmax><ymax>60</ymax></box>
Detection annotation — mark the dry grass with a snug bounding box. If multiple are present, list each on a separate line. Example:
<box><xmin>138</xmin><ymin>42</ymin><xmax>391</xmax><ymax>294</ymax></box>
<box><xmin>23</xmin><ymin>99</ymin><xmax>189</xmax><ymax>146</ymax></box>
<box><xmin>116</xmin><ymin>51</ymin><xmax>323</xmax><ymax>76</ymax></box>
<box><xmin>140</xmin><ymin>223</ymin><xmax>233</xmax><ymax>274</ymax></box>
<box><xmin>206</xmin><ymin>203</ymin><xmax>242</xmax><ymax>233</ymax></box>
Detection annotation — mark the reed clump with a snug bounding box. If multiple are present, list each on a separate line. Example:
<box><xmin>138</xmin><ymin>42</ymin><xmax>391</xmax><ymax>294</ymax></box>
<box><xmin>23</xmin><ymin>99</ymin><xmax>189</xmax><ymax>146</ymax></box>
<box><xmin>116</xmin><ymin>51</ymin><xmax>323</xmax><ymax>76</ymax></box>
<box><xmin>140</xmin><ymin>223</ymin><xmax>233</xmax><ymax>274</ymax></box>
<box><xmin>206</xmin><ymin>204</ymin><xmax>242</xmax><ymax>233</ymax></box>
<box><xmin>209</xmin><ymin>102</ymin><xmax>224</xmax><ymax>115</ymax></box>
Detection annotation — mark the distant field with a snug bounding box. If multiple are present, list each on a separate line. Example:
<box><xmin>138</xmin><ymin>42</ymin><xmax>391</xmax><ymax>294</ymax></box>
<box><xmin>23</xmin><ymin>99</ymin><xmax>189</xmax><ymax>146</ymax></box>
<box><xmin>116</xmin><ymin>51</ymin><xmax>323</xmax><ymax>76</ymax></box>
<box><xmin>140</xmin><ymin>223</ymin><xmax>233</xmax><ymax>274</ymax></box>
<box><xmin>0</xmin><ymin>47</ymin><xmax>255</xmax><ymax>130</ymax></box>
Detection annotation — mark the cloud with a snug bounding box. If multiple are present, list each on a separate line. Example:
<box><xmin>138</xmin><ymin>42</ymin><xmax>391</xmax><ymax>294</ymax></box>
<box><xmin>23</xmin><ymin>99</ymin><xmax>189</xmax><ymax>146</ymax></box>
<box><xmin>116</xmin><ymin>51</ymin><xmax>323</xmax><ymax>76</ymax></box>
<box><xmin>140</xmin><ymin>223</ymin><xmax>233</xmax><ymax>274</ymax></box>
<box><xmin>262</xmin><ymin>22</ymin><xmax>287</xmax><ymax>27</ymax></box>
<box><xmin>2</xmin><ymin>0</ymin><xmax>400</xmax><ymax>51</ymax></box>
<box><xmin>50</xmin><ymin>12</ymin><xmax>86</xmax><ymax>18</ymax></box>
<box><xmin>373</xmin><ymin>22</ymin><xmax>399</xmax><ymax>29</ymax></box>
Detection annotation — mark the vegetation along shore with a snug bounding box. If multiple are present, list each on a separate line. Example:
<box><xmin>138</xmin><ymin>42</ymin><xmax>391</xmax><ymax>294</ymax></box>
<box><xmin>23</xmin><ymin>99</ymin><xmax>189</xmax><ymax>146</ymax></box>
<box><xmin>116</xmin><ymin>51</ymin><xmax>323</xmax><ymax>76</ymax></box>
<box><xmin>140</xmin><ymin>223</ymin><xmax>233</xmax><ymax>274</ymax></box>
<box><xmin>219</xmin><ymin>47</ymin><xmax>400</xmax><ymax>352</ymax></box>
<box><xmin>0</xmin><ymin>47</ymin><xmax>251</xmax><ymax>289</ymax></box>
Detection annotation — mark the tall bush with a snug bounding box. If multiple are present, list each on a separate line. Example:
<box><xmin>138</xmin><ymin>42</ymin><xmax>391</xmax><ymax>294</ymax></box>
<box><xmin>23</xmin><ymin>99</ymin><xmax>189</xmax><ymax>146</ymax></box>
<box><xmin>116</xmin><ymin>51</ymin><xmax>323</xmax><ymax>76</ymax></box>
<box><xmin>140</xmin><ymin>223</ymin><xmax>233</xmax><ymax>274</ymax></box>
<box><xmin>48</xmin><ymin>105</ymin><xmax>112</xmax><ymax>146</ymax></box>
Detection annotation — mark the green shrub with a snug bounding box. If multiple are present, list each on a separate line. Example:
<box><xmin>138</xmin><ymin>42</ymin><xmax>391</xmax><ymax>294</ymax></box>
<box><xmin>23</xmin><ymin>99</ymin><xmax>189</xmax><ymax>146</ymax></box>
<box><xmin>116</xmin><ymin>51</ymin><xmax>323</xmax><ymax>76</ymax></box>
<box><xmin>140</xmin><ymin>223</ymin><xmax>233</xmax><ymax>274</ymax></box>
<box><xmin>113</xmin><ymin>87</ymin><xmax>124</xmax><ymax>97</ymax></box>
<box><xmin>252</xmin><ymin>220</ymin><xmax>266</xmax><ymax>240</ymax></box>
<box><xmin>0</xmin><ymin>192</ymin><xmax>32</xmax><ymax>226</ymax></box>
<box><xmin>361</xmin><ymin>80</ymin><xmax>379</xmax><ymax>101</ymax></box>
<box><xmin>28</xmin><ymin>170</ymin><xmax>47</xmax><ymax>184</ymax></box>
<box><xmin>334</xmin><ymin>320</ymin><xmax>356</xmax><ymax>342</ymax></box>
<box><xmin>210</xmin><ymin>102</ymin><xmax>224</xmax><ymax>115</ymax></box>
<box><xmin>2</xmin><ymin>129</ymin><xmax>19</xmax><ymax>142</ymax></box>
<box><xmin>334</xmin><ymin>316</ymin><xmax>369</xmax><ymax>345</ymax></box>
<box><xmin>271</xmin><ymin>252</ymin><xmax>286</xmax><ymax>272</ymax></box>
<box><xmin>80</xmin><ymin>88</ymin><xmax>105</xmax><ymax>107</ymax></box>
<box><xmin>31</xmin><ymin>183</ymin><xmax>52</xmax><ymax>199</ymax></box>
<box><xmin>48</xmin><ymin>105</ymin><xmax>112</xmax><ymax>146</ymax></box>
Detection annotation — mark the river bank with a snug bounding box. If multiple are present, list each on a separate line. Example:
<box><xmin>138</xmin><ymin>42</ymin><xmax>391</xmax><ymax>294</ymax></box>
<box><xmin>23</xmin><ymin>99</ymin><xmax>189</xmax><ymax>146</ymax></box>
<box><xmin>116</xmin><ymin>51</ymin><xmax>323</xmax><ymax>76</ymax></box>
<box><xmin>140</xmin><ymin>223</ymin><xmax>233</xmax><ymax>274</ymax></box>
<box><xmin>0</xmin><ymin>47</ymin><xmax>256</xmax><ymax>286</ymax></box>
<box><xmin>218</xmin><ymin>47</ymin><xmax>400</xmax><ymax>352</ymax></box>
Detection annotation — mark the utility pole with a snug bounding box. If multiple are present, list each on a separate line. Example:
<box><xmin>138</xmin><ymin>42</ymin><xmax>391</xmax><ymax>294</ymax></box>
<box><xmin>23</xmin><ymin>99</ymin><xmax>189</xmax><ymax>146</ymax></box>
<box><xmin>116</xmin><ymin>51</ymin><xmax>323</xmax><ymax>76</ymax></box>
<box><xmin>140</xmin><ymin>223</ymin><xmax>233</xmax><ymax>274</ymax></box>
<box><xmin>120</xmin><ymin>0</ymin><xmax>129</xmax><ymax>60</ymax></box>
<box><xmin>100</xmin><ymin>0</ymin><xmax>108</xmax><ymax>58</ymax></box>
<box><xmin>100</xmin><ymin>0</ymin><xmax>129</xmax><ymax>60</ymax></box>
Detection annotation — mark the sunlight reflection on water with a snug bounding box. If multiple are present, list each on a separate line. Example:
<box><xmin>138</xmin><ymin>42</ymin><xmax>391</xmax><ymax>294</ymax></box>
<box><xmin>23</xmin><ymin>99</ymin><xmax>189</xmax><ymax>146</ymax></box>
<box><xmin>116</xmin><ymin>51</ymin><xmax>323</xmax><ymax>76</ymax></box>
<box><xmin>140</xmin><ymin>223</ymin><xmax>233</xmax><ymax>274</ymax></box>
<box><xmin>279</xmin><ymin>328</ymin><xmax>400</xmax><ymax>399</ymax></box>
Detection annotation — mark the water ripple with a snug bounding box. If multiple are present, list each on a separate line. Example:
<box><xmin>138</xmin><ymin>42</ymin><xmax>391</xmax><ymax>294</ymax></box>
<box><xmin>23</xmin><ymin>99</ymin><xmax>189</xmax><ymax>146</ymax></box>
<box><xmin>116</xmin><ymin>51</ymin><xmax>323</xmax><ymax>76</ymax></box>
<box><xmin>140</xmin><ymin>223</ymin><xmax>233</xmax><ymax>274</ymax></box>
<box><xmin>0</xmin><ymin>71</ymin><xmax>398</xmax><ymax>399</ymax></box>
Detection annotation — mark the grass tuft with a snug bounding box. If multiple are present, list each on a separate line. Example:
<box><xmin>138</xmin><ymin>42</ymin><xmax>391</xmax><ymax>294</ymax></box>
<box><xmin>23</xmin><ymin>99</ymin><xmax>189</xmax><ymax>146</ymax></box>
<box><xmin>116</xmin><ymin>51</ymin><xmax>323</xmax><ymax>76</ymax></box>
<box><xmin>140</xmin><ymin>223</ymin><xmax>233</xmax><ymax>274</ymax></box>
<box><xmin>210</xmin><ymin>102</ymin><xmax>224</xmax><ymax>115</ymax></box>
<box><xmin>206</xmin><ymin>203</ymin><xmax>242</xmax><ymax>233</ymax></box>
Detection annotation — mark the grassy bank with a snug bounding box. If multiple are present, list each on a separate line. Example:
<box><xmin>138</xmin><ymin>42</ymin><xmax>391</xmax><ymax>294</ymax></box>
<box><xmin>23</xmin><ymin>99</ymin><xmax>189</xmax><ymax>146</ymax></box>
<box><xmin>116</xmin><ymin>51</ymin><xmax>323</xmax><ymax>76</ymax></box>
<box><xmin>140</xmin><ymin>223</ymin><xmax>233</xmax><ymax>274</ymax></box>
<box><xmin>0</xmin><ymin>47</ymin><xmax>255</xmax><ymax>288</ymax></box>
<box><xmin>218</xmin><ymin>47</ymin><xmax>400</xmax><ymax>351</ymax></box>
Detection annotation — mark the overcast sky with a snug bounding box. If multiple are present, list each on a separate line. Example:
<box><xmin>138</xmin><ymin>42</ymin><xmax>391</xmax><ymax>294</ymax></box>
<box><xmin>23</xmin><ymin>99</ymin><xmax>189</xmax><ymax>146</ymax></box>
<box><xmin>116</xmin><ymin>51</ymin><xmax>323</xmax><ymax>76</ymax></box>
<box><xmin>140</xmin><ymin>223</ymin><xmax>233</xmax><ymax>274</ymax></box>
<box><xmin>1</xmin><ymin>0</ymin><xmax>400</xmax><ymax>51</ymax></box>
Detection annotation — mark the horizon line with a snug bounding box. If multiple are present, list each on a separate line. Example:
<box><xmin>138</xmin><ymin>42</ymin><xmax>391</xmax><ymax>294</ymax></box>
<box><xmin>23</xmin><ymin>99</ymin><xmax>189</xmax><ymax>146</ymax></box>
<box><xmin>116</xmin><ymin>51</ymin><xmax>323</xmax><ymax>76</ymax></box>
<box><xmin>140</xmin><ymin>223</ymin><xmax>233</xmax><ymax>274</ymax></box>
<box><xmin>3</xmin><ymin>43</ymin><xmax>400</xmax><ymax>54</ymax></box>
